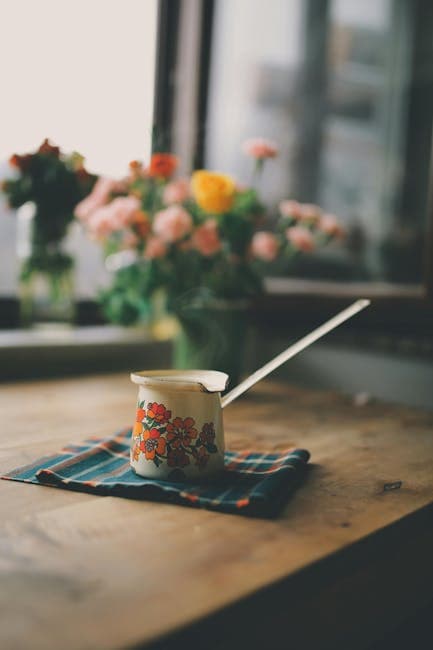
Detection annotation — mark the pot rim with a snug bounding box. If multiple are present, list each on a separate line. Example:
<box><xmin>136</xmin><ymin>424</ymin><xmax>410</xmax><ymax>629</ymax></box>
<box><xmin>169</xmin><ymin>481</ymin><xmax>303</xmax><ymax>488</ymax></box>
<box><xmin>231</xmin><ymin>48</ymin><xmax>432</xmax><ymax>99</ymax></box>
<box><xmin>130</xmin><ymin>369</ymin><xmax>229</xmax><ymax>393</ymax></box>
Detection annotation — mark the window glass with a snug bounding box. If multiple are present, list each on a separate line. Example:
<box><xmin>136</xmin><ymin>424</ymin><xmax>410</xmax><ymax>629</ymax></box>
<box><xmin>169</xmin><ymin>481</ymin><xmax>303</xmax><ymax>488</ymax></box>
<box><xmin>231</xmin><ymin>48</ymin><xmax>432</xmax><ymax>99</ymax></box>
<box><xmin>206</xmin><ymin>0</ymin><xmax>431</xmax><ymax>284</ymax></box>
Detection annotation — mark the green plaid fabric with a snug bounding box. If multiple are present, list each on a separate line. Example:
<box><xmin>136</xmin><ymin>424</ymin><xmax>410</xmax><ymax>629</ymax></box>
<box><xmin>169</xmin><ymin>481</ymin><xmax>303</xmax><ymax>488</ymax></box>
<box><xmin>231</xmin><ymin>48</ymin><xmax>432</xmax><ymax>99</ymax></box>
<box><xmin>2</xmin><ymin>428</ymin><xmax>310</xmax><ymax>517</ymax></box>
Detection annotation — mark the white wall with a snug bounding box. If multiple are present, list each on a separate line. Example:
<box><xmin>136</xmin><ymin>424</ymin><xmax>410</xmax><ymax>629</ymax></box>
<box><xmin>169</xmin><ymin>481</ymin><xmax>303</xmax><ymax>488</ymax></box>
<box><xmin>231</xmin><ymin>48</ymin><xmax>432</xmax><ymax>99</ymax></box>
<box><xmin>0</xmin><ymin>0</ymin><xmax>157</xmax><ymax>298</ymax></box>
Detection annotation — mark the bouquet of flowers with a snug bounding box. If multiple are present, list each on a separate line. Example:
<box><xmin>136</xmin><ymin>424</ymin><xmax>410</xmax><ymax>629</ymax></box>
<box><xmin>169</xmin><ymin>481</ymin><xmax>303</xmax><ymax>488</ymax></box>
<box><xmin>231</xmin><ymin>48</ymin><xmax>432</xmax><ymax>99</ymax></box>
<box><xmin>3</xmin><ymin>139</ymin><xmax>96</xmax><ymax>276</ymax></box>
<box><xmin>76</xmin><ymin>138</ymin><xmax>343</xmax><ymax>379</ymax></box>
<box><xmin>2</xmin><ymin>139</ymin><xmax>96</xmax><ymax>325</ymax></box>
<box><xmin>75</xmin><ymin>138</ymin><xmax>343</xmax><ymax>327</ymax></box>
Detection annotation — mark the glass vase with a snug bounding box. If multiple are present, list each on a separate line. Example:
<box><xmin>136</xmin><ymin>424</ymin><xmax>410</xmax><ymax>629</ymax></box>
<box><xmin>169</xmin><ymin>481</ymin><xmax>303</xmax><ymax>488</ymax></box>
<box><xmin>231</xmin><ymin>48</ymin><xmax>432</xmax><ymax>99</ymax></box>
<box><xmin>173</xmin><ymin>298</ymin><xmax>251</xmax><ymax>389</ymax></box>
<box><xmin>17</xmin><ymin>203</ymin><xmax>75</xmax><ymax>327</ymax></box>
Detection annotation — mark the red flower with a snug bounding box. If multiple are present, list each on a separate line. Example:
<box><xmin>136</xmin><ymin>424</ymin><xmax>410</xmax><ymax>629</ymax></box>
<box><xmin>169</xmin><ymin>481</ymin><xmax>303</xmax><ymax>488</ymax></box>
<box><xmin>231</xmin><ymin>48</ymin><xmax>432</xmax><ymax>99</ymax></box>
<box><xmin>147</xmin><ymin>402</ymin><xmax>171</xmax><ymax>424</ymax></box>
<box><xmin>199</xmin><ymin>422</ymin><xmax>215</xmax><ymax>445</ymax></box>
<box><xmin>9</xmin><ymin>153</ymin><xmax>32</xmax><ymax>171</ymax></box>
<box><xmin>148</xmin><ymin>153</ymin><xmax>178</xmax><ymax>179</ymax></box>
<box><xmin>9</xmin><ymin>154</ymin><xmax>21</xmax><ymax>168</ymax></box>
<box><xmin>194</xmin><ymin>445</ymin><xmax>210</xmax><ymax>469</ymax></box>
<box><xmin>136</xmin><ymin>407</ymin><xmax>146</xmax><ymax>422</ymax></box>
<box><xmin>140</xmin><ymin>428</ymin><xmax>166</xmax><ymax>461</ymax></box>
<box><xmin>37</xmin><ymin>138</ymin><xmax>60</xmax><ymax>157</ymax></box>
<box><xmin>166</xmin><ymin>417</ymin><xmax>198</xmax><ymax>448</ymax></box>
<box><xmin>167</xmin><ymin>447</ymin><xmax>190</xmax><ymax>468</ymax></box>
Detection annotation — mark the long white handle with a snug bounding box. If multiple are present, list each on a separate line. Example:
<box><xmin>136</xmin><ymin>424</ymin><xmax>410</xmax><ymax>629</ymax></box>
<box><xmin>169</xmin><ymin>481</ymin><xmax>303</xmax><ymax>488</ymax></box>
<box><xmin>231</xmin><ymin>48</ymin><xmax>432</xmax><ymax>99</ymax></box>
<box><xmin>221</xmin><ymin>298</ymin><xmax>370</xmax><ymax>408</ymax></box>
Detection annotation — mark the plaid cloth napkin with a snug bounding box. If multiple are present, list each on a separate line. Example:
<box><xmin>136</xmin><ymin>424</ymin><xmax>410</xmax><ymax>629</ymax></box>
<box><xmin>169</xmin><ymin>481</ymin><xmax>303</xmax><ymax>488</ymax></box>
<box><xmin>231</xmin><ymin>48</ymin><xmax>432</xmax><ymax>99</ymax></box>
<box><xmin>2</xmin><ymin>428</ymin><xmax>310</xmax><ymax>517</ymax></box>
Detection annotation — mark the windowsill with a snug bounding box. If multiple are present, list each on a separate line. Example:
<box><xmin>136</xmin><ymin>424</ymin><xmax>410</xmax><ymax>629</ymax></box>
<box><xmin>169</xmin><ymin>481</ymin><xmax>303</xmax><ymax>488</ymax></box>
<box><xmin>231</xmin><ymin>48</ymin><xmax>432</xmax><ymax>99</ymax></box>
<box><xmin>0</xmin><ymin>324</ymin><xmax>155</xmax><ymax>349</ymax></box>
<box><xmin>264</xmin><ymin>277</ymin><xmax>424</xmax><ymax>299</ymax></box>
<box><xmin>0</xmin><ymin>325</ymin><xmax>172</xmax><ymax>381</ymax></box>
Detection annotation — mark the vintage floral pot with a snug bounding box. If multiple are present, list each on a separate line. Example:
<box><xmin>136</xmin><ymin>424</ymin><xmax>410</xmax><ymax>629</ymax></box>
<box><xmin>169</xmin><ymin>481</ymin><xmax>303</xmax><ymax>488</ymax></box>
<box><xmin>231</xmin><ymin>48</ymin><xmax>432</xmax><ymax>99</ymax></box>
<box><xmin>130</xmin><ymin>370</ymin><xmax>229</xmax><ymax>481</ymax></box>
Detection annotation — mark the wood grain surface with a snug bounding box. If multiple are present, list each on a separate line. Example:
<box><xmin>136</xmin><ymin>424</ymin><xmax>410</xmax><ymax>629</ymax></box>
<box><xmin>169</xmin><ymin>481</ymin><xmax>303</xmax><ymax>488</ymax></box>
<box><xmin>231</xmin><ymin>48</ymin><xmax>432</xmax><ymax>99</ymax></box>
<box><xmin>1</xmin><ymin>374</ymin><xmax>433</xmax><ymax>650</ymax></box>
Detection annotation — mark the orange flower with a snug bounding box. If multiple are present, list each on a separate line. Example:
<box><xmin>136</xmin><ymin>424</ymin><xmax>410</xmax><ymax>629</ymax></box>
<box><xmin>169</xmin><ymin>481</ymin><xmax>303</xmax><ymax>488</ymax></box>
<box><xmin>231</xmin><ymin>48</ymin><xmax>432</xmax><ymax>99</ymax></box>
<box><xmin>9</xmin><ymin>154</ymin><xmax>21</xmax><ymax>168</ymax></box>
<box><xmin>191</xmin><ymin>170</ymin><xmax>236</xmax><ymax>214</ymax></box>
<box><xmin>147</xmin><ymin>402</ymin><xmax>171</xmax><ymax>424</ymax></box>
<box><xmin>148</xmin><ymin>153</ymin><xmax>178</xmax><ymax>179</ymax></box>
<box><xmin>140</xmin><ymin>428</ymin><xmax>166</xmax><ymax>460</ymax></box>
<box><xmin>166</xmin><ymin>417</ymin><xmax>197</xmax><ymax>448</ymax></box>
<box><xmin>9</xmin><ymin>153</ymin><xmax>32</xmax><ymax>171</ymax></box>
<box><xmin>132</xmin><ymin>421</ymin><xmax>142</xmax><ymax>438</ymax></box>
<box><xmin>129</xmin><ymin>159</ymin><xmax>144</xmax><ymax>178</ymax></box>
<box><xmin>133</xmin><ymin>210</ymin><xmax>150</xmax><ymax>238</ymax></box>
<box><xmin>136</xmin><ymin>407</ymin><xmax>146</xmax><ymax>421</ymax></box>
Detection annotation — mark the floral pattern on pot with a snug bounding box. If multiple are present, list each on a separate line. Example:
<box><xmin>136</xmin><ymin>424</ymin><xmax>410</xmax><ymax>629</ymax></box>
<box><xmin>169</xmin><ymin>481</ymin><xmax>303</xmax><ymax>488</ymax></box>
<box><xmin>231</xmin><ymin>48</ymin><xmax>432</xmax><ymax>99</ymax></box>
<box><xmin>132</xmin><ymin>403</ymin><xmax>218</xmax><ymax>470</ymax></box>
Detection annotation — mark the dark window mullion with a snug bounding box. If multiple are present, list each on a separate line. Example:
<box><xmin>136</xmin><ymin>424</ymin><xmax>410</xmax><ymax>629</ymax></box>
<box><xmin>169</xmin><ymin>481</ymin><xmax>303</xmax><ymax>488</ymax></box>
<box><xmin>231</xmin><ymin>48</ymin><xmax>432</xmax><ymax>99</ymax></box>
<box><xmin>152</xmin><ymin>0</ymin><xmax>182</xmax><ymax>152</ymax></box>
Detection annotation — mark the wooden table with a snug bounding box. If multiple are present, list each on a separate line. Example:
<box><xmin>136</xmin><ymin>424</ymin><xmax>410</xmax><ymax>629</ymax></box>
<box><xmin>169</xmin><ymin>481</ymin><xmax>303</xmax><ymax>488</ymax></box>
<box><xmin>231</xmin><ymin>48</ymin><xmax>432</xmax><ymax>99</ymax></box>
<box><xmin>1</xmin><ymin>374</ymin><xmax>433</xmax><ymax>650</ymax></box>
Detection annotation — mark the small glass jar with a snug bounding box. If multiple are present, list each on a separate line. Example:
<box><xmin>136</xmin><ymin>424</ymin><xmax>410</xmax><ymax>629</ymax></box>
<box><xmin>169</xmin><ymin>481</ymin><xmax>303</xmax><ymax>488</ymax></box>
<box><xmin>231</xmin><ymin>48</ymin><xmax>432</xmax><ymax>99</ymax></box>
<box><xmin>17</xmin><ymin>203</ymin><xmax>75</xmax><ymax>327</ymax></box>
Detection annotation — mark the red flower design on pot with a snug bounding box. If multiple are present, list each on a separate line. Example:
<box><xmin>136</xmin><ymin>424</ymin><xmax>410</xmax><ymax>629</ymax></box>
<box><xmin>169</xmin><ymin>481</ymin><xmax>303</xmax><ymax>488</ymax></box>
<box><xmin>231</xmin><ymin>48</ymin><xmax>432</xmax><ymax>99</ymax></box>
<box><xmin>166</xmin><ymin>417</ymin><xmax>198</xmax><ymax>448</ymax></box>
<box><xmin>147</xmin><ymin>402</ymin><xmax>171</xmax><ymax>424</ymax></box>
<box><xmin>193</xmin><ymin>445</ymin><xmax>210</xmax><ymax>469</ymax></box>
<box><xmin>167</xmin><ymin>447</ymin><xmax>190</xmax><ymax>468</ymax></box>
<box><xmin>199</xmin><ymin>422</ymin><xmax>216</xmax><ymax>445</ymax></box>
<box><xmin>140</xmin><ymin>428</ymin><xmax>166</xmax><ymax>461</ymax></box>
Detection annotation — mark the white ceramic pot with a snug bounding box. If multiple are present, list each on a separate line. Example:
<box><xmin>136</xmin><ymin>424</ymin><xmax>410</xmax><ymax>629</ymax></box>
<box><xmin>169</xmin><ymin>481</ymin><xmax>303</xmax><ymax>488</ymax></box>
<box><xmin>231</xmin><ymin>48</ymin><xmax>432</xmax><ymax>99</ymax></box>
<box><xmin>130</xmin><ymin>370</ymin><xmax>229</xmax><ymax>481</ymax></box>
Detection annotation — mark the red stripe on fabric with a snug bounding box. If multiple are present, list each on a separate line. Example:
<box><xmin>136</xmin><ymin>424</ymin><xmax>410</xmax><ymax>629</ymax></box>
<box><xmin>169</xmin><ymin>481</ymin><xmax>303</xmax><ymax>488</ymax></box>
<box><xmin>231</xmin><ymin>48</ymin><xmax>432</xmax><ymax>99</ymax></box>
<box><xmin>180</xmin><ymin>492</ymin><xmax>199</xmax><ymax>503</ymax></box>
<box><xmin>225</xmin><ymin>449</ymin><xmax>251</xmax><ymax>471</ymax></box>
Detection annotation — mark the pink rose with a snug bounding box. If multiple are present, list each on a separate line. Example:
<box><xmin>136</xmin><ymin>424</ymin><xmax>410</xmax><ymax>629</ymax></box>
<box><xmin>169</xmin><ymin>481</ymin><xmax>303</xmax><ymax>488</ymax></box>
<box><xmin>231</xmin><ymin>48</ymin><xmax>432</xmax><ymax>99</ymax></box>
<box><xmin>320</xmin><ymin>213</ymin><xmax>345</xmax><ymax>238</ymax></box>
<box><xmin>279</xmin><ymin>200</ymin><xmax>302</xmax><ymax>219</ymax></box>
<box><xmin>192</xmin><ymin>219</ymin><xmax>221</xmax><ymax>256</ymax></box>
<box><xmin>242</xmin><ymin>138</ymin><xmax>279</xmax><ymax>159</ymax></box>
<box><xmin>163</xmin><ymin>178</ymin><xmax>190</xmax><ymax>205</ymax></box>
<box><xmin>144</xmin><ymin>236</ymin><xmax>167</xmax><ymax>259</ymax></box>
<box><xmin>75</xmin><ymin>195</ymin><xmax>100</xmax><ymax>221</ymax></box>
<box><xmin>251</xmin><ymin>231</ymin><xmax>279</xmax><ymax>261</ymax></box>
<box><xmin>86</xmin><ymin>205</ymin><xmax>121</xmax><ymax>239</ymax></box>
<box><xmin>286</xmin><ymin>226</ymin><xmax>315</xmax><ymax>252</ymax></box>
<box><xmin>153</xmin><ymin>205</ymin><xmax>193</xmax><ymax>243</ymax></box>
<box><xmin>108</xmin><ymin>196</ymin><xmax>142</xmax><ymax>228</ymax></box>
<box><xmin>75</xmin><ymin>176</ymin><xmax>127</xmax><ymax>221</ymax></box>
<box><xmin>86</xmin><ymin>196</ymin><xmax>141</xmax><ymax>239</ymax></box>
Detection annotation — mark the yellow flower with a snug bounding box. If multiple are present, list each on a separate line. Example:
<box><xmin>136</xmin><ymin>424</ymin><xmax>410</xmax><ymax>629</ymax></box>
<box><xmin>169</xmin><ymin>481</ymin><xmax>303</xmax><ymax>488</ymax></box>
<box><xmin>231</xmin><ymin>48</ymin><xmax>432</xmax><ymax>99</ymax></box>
<box><xmin>191</xmin><ymin>170</ymin><xmax>236</xmax><ymax>214</ymax></box>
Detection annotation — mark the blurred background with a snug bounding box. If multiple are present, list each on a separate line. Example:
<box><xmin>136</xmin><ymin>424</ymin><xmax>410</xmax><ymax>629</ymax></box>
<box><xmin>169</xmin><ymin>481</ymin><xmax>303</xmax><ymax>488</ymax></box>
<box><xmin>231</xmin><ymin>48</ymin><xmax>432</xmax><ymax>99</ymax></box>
<box><xmin>1</xmin><ymin>0</ymin><xmax>432</xmax><ymax>408</ymax></box>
